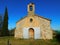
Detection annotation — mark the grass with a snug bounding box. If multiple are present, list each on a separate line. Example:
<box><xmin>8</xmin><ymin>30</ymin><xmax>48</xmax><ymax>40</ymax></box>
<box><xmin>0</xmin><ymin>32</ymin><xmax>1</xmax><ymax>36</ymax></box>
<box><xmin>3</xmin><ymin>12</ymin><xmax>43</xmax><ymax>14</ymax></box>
<box><xmin>0</xmin><ymin>36</ymin><xmax>60</xmax><ymax>45</ymax></box>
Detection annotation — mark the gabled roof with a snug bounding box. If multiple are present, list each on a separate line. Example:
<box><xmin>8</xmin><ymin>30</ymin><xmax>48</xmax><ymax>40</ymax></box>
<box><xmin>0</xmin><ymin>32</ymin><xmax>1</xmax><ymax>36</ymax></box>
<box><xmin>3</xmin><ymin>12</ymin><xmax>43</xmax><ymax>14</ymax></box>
<box><xmin>16</xmin><ymin>14</ymin><xmax>51</xmax><ymax>23</ymax></box>
<box><xmin>16</xmin><ymin>15</ymin><xmax>27</xmax><ymax>23</ymax></box>
<box><xmin>35</xmin><ymin>14</ymin><xmax>51</xmax><ymax>21</ymax></box>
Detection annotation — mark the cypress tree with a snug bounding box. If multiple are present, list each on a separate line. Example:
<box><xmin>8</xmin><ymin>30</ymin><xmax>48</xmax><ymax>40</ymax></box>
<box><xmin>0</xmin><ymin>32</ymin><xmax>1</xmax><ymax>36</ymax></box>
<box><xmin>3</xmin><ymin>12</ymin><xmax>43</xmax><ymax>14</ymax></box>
<box><xmin>2</xmin><ymin>7</ymin><xmax>9</xmax><ymax>36</ymax></box>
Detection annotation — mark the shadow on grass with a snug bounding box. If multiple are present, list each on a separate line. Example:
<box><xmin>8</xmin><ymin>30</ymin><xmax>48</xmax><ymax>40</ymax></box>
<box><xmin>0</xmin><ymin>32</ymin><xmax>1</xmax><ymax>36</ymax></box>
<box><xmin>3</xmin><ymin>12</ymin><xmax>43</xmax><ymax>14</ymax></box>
<box><xmin>0</xmin><ymin>36</ymin><xmax>60</xmax><ymax>45</ymax></box>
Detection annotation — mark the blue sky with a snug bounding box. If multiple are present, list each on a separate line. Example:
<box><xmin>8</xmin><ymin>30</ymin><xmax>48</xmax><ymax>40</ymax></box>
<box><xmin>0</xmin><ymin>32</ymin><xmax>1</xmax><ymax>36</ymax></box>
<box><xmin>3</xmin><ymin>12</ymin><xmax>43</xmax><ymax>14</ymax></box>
<box><xmin>0</xmin><ymin>0</ymin><xmax>60</xmax><ymax>30</ymax></box>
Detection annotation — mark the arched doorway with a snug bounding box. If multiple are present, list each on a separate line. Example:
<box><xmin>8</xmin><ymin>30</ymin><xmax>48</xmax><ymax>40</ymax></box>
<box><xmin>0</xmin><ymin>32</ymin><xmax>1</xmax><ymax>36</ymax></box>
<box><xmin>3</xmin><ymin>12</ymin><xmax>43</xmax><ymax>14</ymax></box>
<box><xmin>29</xmin><ymin>28</ymin><xmax>34</xmax><ymax>39</ymax></box>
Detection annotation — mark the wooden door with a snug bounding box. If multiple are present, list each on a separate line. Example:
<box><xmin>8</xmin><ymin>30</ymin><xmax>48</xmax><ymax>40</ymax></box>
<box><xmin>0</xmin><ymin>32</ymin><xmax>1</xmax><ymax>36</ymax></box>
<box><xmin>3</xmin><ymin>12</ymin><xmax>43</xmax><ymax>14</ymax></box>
<box><xmin>29</xmin><ymin>28</ymin><xmax>34</xmax><ymax>39</ymax></box>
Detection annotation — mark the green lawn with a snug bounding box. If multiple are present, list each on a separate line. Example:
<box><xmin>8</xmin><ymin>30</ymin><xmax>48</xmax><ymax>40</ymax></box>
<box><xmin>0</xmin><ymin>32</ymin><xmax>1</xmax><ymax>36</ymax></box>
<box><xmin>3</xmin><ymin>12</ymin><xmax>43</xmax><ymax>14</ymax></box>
<box><xmin>0</xmin><ymin>36</ymin><xmax>59</xmax><ymax>45</ymax></box>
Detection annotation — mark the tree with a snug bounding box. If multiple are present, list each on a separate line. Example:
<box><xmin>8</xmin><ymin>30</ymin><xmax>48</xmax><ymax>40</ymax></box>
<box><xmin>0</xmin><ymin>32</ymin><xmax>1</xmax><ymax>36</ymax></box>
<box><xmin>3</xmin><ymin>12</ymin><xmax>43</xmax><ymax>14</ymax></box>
<box><xmin>2</xmin><ymin>7</ymin><xmax>9</xmax><ymax>36</ymax></box>
<box><xmin>9</xmin><ymin>28</ymin><xmax>15</xmax><ymax>36</ymax></box>
<box><xmin>55</xmin><ymin>31</ymin><xmax>60</xmax><ymax>42</ymax></box>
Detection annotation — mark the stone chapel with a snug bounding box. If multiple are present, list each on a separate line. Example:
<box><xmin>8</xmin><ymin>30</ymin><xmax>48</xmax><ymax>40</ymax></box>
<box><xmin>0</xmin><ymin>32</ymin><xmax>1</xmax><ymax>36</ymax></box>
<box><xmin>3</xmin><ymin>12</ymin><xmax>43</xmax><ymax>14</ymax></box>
<box><xmin>15</xmin><ymin>3</ymin><xmax>53</xmax><ymax>39</ymax></box>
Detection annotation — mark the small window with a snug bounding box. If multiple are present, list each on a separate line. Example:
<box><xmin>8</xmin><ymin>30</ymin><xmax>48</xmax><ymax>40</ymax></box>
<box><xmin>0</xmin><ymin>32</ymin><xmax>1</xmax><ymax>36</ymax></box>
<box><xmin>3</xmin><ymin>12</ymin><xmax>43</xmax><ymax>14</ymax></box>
<box><xmin>30</xmin><ymin>18</ymin><xmax>33</xmax><ymax>22</ymax></box>
<box><xmin>30</xmin><ymin>6</ymin><xmax>33</xmax><ymax>11</ymax></box>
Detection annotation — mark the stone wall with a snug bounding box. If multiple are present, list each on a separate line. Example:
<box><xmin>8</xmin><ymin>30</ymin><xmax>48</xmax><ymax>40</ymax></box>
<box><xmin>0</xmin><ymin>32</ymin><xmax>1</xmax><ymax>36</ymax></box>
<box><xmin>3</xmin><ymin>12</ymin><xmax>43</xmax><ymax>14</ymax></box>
<box><xmin>15</xmin><ymin>15</ymin><xmax>53</xmax><ymax>39</ymax></box>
